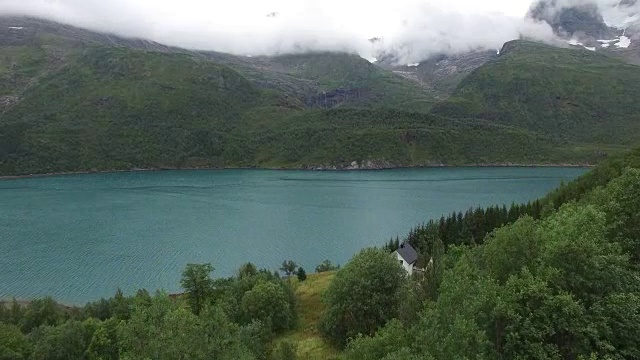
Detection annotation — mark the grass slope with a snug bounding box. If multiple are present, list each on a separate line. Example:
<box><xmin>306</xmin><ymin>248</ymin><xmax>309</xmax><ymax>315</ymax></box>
<box><xmin>275</xmin><ymin>272</ymin><xmax>340</xmax><ymax>359</ymax></box>
<box><xmin>432</xmin><ymin>40</ymin><xmax>640</xmax><ymax>145</ymax></box>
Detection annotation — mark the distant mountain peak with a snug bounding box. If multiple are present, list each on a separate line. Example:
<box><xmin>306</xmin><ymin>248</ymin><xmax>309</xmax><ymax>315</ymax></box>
<box><xmin>529</xmin><ymin>0</ymin><xmax>640</xmax><ymax>37</ymax></box>
<box><xmin>528</xmin><ymin>0</ymin><xmax>615</xmax><ymax>38</ymax></box>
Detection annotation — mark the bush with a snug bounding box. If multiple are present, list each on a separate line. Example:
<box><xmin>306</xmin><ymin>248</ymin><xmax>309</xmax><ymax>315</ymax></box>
<box><xmin>345</xmin><ymin>319</ymin><xmax>409</xmax><ymax>360</ymax></box>
<box><xmin>241</xmin><ymin>281</ymin><xmax>294</xmax><ymax>333</ymax></box>
<box><xmin>320</xmin><ymin>248</ymin><xmax>406</xmax><ymax>347</ymax></box>
<box><xmin>0</xmin><ymin>323</ymin><xmax>31</xmax><ymax>359</ymax></box>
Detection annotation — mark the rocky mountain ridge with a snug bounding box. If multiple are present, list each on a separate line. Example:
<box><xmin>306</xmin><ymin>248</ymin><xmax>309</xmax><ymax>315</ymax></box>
<box><xmin>374</xmin><ymin>0</ymin><xmax>640</xmax><ymax>93</ymax></box>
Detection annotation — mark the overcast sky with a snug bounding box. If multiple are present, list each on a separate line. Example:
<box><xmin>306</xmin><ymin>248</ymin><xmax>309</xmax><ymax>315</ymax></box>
<box><xmin>1</xmin><ymin>0</ymin><xmax>636</xmax><ymax>62</ymax></box>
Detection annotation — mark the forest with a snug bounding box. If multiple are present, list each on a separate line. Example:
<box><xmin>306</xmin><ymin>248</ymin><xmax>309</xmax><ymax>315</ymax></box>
<box><xmin>0</xmin><ymin>261</ymin><xmax>308</xmax><ymax>359</ymax></box>
<box><xmin>346</xmin><ymin>148</ymin><xmax>640</xmax><ymax>359</ymax></box>
<box><xmin>1</xmin><ymin>147</ymin><xmax>639</xmax><ymax>360</ymax></box>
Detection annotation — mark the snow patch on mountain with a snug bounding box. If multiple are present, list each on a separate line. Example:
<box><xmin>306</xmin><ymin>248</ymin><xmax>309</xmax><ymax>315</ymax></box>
<box><xmin>567</xmin><ymin>38</ymin><xmax>596</xmax><ymax>51</ymax></box>
<box><xmin>616</xmin><ymin>35</ymin><xmax>631</xmax><ymax>48</ymax></box>
<box><xmin>568</xmin><ymin>38</ymin><xmax>583</xmax><ymax>46</ymax></box>
<box><xmin>407</xmin><ymin>63</ymin><xmax>419</xmax><ymax>67</ymax></box>
<box><xmin>568</xmin><ymin>34</ymin><xmax>633</xmax><ymax>51</ymax></box>
<box><xmin>8</xmin><ymin>26</ymin><xmax>24</xmax><ymax>30</ymax></box>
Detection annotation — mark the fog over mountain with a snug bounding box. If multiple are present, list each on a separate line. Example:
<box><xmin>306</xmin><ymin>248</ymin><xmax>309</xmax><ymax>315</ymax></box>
<box><xmin>530</xmin><ymin>0</ymin><xmax>639</xmax><ymax>27</ymax></box>
<box><xmin>0</xmin><ymin>0</ymin><xmax>638</xmax><ymax>63</ymax></box>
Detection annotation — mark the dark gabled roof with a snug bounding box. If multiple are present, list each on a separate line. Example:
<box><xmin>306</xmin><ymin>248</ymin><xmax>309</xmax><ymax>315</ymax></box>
<box><xmin>397</xmin><ymin>242</ymin><xmax>418</xmax><ymax>264</ymax></box>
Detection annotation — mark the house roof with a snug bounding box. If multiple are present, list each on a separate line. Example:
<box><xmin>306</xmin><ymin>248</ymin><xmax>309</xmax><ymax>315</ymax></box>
<box><xmin>396</xmin><ymin>242</ymin><xmax>418</xmax><ymax>264</ymax></box>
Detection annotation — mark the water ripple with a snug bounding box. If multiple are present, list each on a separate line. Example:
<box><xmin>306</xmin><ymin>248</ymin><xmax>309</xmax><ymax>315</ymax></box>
<box><xmin>0</xmin><ymin>167</ymin><xmax>587</xmax><ymax>304</ymax></box>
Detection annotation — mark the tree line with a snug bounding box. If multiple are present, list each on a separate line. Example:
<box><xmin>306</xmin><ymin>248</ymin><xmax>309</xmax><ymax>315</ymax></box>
<box><xmin>386</xmin><ymin>200</ymin><xmax>544</xmax><ymax>263</ymax></box>
<box><xmin>0</xmin><ymin>258</ymin><xmax>337</xmax><ymax>360</ymax></box>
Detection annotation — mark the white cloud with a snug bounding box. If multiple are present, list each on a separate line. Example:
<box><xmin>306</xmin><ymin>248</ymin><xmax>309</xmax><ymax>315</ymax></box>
<box><xmin>0</xmin><ymin>0</ymin><xmax>561</xmax><ymax>61</ymax></box>
<box><xmin>375</xmin><ymin>4</ymin><xmax>556</xmax><ymax>63</ymax></box>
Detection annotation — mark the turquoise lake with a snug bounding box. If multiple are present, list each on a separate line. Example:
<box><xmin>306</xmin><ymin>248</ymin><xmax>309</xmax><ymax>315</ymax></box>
<box><xmin>0</xmin><ymin>167</ymin><xmax>587</xmax><ymax>304</ymax></box>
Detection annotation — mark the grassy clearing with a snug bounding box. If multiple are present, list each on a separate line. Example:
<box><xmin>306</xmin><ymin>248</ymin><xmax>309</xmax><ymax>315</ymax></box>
<box><xmin>275</xmin><ymin>271</ymin><xmax>341</xmax><ymax>359</ymax></box>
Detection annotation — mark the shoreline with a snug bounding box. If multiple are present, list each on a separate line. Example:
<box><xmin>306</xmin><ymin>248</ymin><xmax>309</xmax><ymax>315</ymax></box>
<box><xmin>0</xmin><ymin>163</ymin><xmax>594</xmax><ymax>180</ymax></box>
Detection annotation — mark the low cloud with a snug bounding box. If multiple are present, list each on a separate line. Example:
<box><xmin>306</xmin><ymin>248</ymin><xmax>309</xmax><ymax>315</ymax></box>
<box><xmin>372</xmin><ymin>5</ymin><xmax>556</xmax><ymax>64</ymax></box>
<box><xmin>0</xmin><ymin>0</ymin><xmax>630</xmax><ymax>63</ymax></box>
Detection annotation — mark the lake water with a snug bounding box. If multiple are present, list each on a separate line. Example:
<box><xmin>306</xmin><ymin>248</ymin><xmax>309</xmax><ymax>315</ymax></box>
<box><xmin>0</xmin><ymin>167</ymin><xmax>587</xmax><ymax>304</ymax></box>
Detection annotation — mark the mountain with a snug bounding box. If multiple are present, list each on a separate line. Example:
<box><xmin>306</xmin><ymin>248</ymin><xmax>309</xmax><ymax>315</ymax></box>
<box><xmin>431</xmin><ymin>40</ymin><xmax>640</xmax><ymax>146</ymax></box>
<box><xmin>0</xmin><ymin>16</ymin><xmax>176</xmax><ymax>52</ymax></box>
<box><xmin>376</xmin><ymin>50</ymin><xmax>498</xmax><ymax>99</ymax></box>
<box><xmin>2</xmin><ymin>16</ymin><xmax>578</xmax><ymax>176</ymax></box>
<box><xmin>1</xmin><ymin>16</ymin><xmax>639</xmax><ymax>176</ymax></box>
<box><xmin>529</xmin><ymin>0</ymin><xmax>618</xmax><ymax>39</ymax></box>
<box><xmin>527</xmin><ymin>0</ymin><xmax>640</xmax><ymax>64</ymax></box>
<box><xmin>206</xmin><ymin>51</ymin><xmax>439</xmax><ymax>111</ymax></box>
<box><xmin>0</xmin><ymin>16</ymin><xmax>437</xmax><ymax>112</ymax></box>
<box><xmin>375</xmin><ymin>0</ymin><xmax>640</xmax><ymax>100</ymax></box>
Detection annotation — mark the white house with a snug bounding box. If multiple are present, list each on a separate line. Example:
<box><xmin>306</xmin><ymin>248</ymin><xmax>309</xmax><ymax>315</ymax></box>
<box><xmin>393</xmin><ymin>242</ymin><xmax>418</xmax><ymax>275</ymax></box>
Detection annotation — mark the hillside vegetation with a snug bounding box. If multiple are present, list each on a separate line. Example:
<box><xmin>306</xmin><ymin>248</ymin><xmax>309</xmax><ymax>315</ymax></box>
<box><xmin>1</xmin><ymin>18</ymin><xmax>640</xmax><ymax>175</ymax></box>
<box><xmin>266</xmin><ymin>53</ymin><xmax>437</xmax><ymax>111</ymax></box>
<box><xmin>0</xmin><ymin>47</ymin><xmax>262</xmax><ymax>174</ymax></box>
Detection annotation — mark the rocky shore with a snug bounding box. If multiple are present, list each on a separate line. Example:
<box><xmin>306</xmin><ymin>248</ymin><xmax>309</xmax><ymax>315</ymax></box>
<box><xmin>301</xmin><ymin>159</ymin><xmax>593</xmax><ymax>171</ymax></box>
<box><xmin>0</xmin><ymin>161</ymin><xmax>593</xmax><ymax>180</ymax></box>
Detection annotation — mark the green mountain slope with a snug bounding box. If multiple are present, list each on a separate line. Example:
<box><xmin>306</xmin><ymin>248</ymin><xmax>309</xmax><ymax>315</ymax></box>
<box><xmin>432</xmin><ymin>40</ymin><xmax>640</xmax><ymax>145</ymax></box>
<box><xmin>0</xmin><ymin>41</ymin><xmax>570</xmax><ymax>175</ymax></box>
<box><xmin>268</xmin><ymin>53</ymin><xmax>437</xmax><ymax>110</ymax></box>
<box><xmin>244</xmin><ymin>108</ymin><xmax>599</xmax><ymax>168</ymax></box>
<box><xmin>0</xmin><ymin>19</ymin><xmax>637</xmax><ymax>176</ymax></box>
<box><xmin>201</xmin><ymin>51</ymin><xmax>437</xmax><ymax>111</ymax></box>
<box><xmin>0</xmin><ymin>47</ymin><xmax>263</xmax><ymax>174</ymax></box>
<box><xmin>1</xmin><ymin>17</ymin><xmax>436</xmax><ymax>113</ymax></box>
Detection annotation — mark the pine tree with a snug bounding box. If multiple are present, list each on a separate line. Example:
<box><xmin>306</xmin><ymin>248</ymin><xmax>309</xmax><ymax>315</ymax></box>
<box><xmin>296</xmin><ymin>267</ymin><xmax>307</xmax><ymax>282</ymax></box>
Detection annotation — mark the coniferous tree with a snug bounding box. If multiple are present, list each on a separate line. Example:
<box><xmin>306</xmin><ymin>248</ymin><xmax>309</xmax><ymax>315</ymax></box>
<box><xmin>296</xmin><ymin>267</ymin><xmax>307</xmax><ymax>282</ymax></box>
